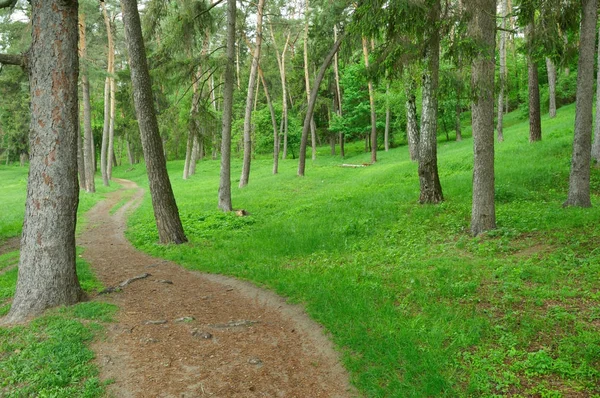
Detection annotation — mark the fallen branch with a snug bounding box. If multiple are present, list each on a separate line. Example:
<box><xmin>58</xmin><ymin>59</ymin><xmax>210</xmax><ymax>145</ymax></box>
<box><xmin>119</xmin><ymin>273</ymin><xmax>152</xmax><ymax>287</ymax></box>
<box><xmin>341</xmin><ymin>163</ymin><xmax>371</xmax><ymax>168</ymax></box>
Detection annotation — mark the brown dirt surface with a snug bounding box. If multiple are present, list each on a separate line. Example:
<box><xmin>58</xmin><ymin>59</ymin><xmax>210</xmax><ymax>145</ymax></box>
<box><xmin>81</xmin><ymin>178</ymin><xmax>357</xmax><ymax>398</ymax></box>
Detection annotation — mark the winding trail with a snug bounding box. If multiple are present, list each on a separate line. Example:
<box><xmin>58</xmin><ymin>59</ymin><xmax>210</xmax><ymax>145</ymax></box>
<box><xmin>81</xmin><ymin>179</ymin><xmax>356</xmax><ymax>398</ymax></box>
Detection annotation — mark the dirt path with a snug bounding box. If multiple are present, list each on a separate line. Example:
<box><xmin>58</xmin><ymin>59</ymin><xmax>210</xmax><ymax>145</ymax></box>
<box><xmin>81</xmin><ymin>179</ymin><xmax>356</xmax><ymax>398</ymax></box>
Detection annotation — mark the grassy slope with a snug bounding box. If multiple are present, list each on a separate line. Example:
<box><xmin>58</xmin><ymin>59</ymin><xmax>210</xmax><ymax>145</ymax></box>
<box><xmin>0</xmin><ymin>173</ymin><xmax>118</xmax><ymax>397</ymax></box>
<box><xmin>116</xmin><ymin>102</ymin><xmax>600</xmax><ymax>397</ymax></box>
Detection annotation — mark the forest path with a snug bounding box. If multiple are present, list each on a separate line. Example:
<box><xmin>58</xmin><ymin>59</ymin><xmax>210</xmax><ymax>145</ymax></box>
<box><xmin>81</xmin><ymin>179</ymin><xmax>355</xmax><ymax>398</ymax></box>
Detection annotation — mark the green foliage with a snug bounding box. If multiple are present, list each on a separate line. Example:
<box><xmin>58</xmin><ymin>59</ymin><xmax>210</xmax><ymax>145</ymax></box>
<box><xmin>116</xmin><ymin>102</ymin><xmax>600</xmax><ymax>397</ymax></box>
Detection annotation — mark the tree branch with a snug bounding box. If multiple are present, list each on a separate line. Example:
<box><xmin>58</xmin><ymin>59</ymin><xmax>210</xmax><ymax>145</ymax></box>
<box><xmin>0</xmin><ymin>53</ymin><xmax>26</xmax><ymax>69</ymax></box>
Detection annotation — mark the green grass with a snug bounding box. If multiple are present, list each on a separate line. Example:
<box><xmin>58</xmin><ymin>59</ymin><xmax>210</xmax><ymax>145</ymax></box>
<box><xmin>0</xmin><ymin>171</ymin><xmax>119</xmax><ymax>397</ymax></box>
<box><xmin>115</xmin><ymin>102</ymin><xmax>600</xmax><ymax>397</ymax></box>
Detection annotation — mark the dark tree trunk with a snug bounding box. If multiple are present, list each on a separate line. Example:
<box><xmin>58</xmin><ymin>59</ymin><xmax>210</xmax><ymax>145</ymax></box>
<box><xmin>564</xmin><ymin>0</ymin><xmax>597</xmax><ymax>207</ymax></box>
<box><xmin>298</xmin><ymin>33</ymin><xmax>344</xmax><ymax>176</ymax></box>
<box><xmin>4</xmin><ymin>0</ymin><xmax>84</xmax><ymax>324</ymax></box>
<box><xmin>418</xmin><ymin>5</ymin><xmax>444</xmax><ymax>204</ymax></box>
<box><xmin>218</xmin><ymin>0</ymin><xmax>236</xmax><ymax>211</ymax></box>
<box><xmin>527</xmin><ymin>25</ymin><xmax>542</xmax><ymax>142</ymax></box>
<box><xmin>121</xmin><ymin>0</ymin><xmax>187</xmax><ymax>244</ymax></box>
<box><xmin>546</xmin><ymin>58</ymin><xmax>557</xmax><ymax>118</ymax></box>
<box><xmin>469</xmin><ymin>0</ymin><xmax>496</xmax><ymax>236</ymax></box>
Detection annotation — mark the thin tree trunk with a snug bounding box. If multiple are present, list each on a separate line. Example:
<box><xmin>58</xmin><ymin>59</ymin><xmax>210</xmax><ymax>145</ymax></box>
<box><xmin>239</xmin><ymin>0</ymin><xmax>265</xmax><ymax>188</ymax></box>
<box><xmin>79</xmin><ymin>15</ymin><xmax>95</xmax><ymax>193</ymax></box>
<box><xmin>184</xmin><ymin>67</ymin><xmax>200</xmax><ymax>180</ymax></box>
<box><xmin>469</xmin><ymin>0</ymin><xmax>496</xmax><ymax>236</ymax></box>
<box><xmin>333</xmin><ymin>25</ymin><xmax>344</xmax><ymax>158</ymax></box>
<box><xmin>385</xmin><ymin>82</ymin><xmax>390</xmax><ymax>151</ymax></box>
<box><xmin>126</xmin><ymin>140</ymin><xmax>134</xmax><ymax>165</ymax></box>
<box><xmin>362</xmin><ymin>36</ymin><xmax>377</xmax><ymax>163</ymax></box>
<box><xmin>546</xmin><ymin>57</ymin><xmax>557</xmax><ymax>118</ymax></box>
<box><xmin>455</xmin><ymin>87</ymin><xmax>463</xmax><ymax>141</ymax></box>
<box><xmin>100</xmin><ymin>2</ymin><xmax>113</xmax><ymax>186</ymax></box>
<box><xmin>218</xmin><ymin>0</ymin><xmax>236</xmax><ymax>211</ymax></box>
<box><xmin>258</xmin><ymin>68</ymin><xmax>279</xmax><ymax>174</ymax></box>
<box><xmin>303</xmin><ymin>1</ymin><xmax>318</xmax><ymax>161</ymax></box>
<box><xmin>107</xmin><ymin>42</ymin><xmax>116</xmax><ymax>180</ymax></box>
<box><xmin>77</xmin><ymin>124</ymin><xmax>86</xmax><ymax>189</ymax></box>
<box><xmin>418</xmin><ymin>3</ymin><xmax>443</xmax><ymax>204</ymax></box>
<box><xmin>527</xmin><ymin>24</ymin><xmax>542</xmax><ymax>142</ymax></box>
<box><xmin>564</xmin><ymin>0</ymin><xmax>597</xmax><ymax>207</ymax></box>
<box><xmin>406</xmin><ymin>78</ymin><xmax>419</xmax><ymax>161</ymax></box>
<box><xmin>269</xmin><ymin>20</ymin><xmax>290</xmax><ymax>160</ymax></box>
<box><xmin>592</xmin><ymin>26</ymin><xmax>600</xmax><ymax>162</ymax></box>
<box><xmin>497</xmin><ymin>0</ymin><xmax>507</xmax><ymax>142</ymax></box>
<box><xmin>121</xmin><ymin>0</ymin><xmax>187</xmax><ymax>244</ymax></box>
<box><xmin>298</xmin><ymin>33</ymin><xmax>344</xmax><ymax>176</ymax></box>
<box><xmin>4</xmin><ymin>0</ymin><xmax>84</xmax><ymax>324</ymax></box>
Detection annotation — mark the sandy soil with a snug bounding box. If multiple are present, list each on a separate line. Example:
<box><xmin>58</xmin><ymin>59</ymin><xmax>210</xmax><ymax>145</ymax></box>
<box><xmin>80</xmin><ymin>178</ymin><xmax>357</xmax><ymax>398</ymax></box>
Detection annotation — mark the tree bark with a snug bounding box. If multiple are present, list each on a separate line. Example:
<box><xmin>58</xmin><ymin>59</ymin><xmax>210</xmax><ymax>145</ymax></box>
<box><xmin>100</xmin><ymin>2</ymin><xmax>113</xmax><ymax>187</ymax></box>
<box><xmin>496</xmin><ymin>0</ymin><xmax>507</xmax><ymax>142</ymax></box>
<box><xmin>333</xmin><ymin>25</ymin><xmax>344</xmax><ymax>158</ymax></box>
<box><xmin>406</xmin><ymin>78</ymin><xmax>419</xmax><ymax>161</ymax></box>
<box><xmin>545</xmin><ymin>58</ymin><xmax>557</xmax><ymax>118</ymax></box>
<box><xmin>218</xmin><ymin>0</ymin><xmax>236</xmax><ymax>211</ymax></box>
<box><xmin>592</xmin><ymin>26</ymin><xmax>600</xmax><ymax>163</ymax></box>
<box><xmin>418</xmin><ymin>3</ymin><xmax>443</xmax><ymax>204</ymax></box>
<box><xmin>298</xmin><ymin>33</ymin><xmax>344</xmax><ymax>176</ymax></box>
<box><xmin>362</xmin><ymin>36</ymin><xmax>377</xmax><ymax>163</ymax></box>
<box><xmin>303</xmin><ymin>1</ymin><xmax>318</xmax><ymax>161</ymax></box>
<box><xmin>564</xmin><ymin>0</ymin><xmax>597</xmax><ymax>207</ymax></box>
<box><xmin>239</xmin><ymin>0</ymin><xmax>265</xmax><ymax>188</ymax></box>
<box><xmin>268</xmin><ymin>21</ymin><xmax>290</xmax><ymax>161</ymax></box>
<box><xmin>527</xmin><ymin>25</ymin><xmax>542</xmax><ymax>142</ymax></box>
<box><xmin>78</xmin><ymin>15</ymin><xmax>95</xmax><ymax>192</ymax></box>
<box><xmin>4</xmin><ymin>0</ymin><xmax>84</xmax><ymax>324</ymax></box>
<box><xmin>0</xmin><ymin>53</ymin><xmax>26</xmax><ymax>68</ymax></box>
<box><xmin>469</xmin><ymin>0</ymin><xmax>496</xmax><ymax>236</ymax></box>
<box><xmin>77</xmin><ymin>124</ymin><xmax>86</xmax><ymax>190</ymax></box>
<box><xmin>121</xmin><ymin>0</ymin><xmax>187</xmax><ymax>244</ymax></box>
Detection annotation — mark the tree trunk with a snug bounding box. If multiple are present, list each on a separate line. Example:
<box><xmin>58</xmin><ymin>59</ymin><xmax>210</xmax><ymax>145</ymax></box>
<box><xmin>592</xmin><ymin>26</ymin><xmax>600</xmax><ymax>163</ymax></box>
<box><xmin>100</xmin><ymin>2</ymin><xmax>113</xmax><ymax>187</ymax></box>
<box><xmin>362</xmin><ymin>36</ymin><xmax>377</xmax><ymax>163</ymax></box>
<box><xmin>564</xmin><ymin>0</ymin><xmax>597</xmax><ymax>207</ymax></box>
<box><xmin>126</xmin><ymin>140</ymin><xmax>134</xmax><ymax>165</ymax></box>
<box><xmin>385</xmin><ymin>82</ymin><xmax>390</xmax><ymax>151</ymax></box>
<box><xmin>4</xmin><ymin>0</ymin><xmax>84</xmax><ymax>324</ymax></box>
<box><xmin>121</xmin><ymin>0</ymin><xmax>187</xmax><ymax>244</ymax></box>
<box><xmin>107</xmin><ymin>53</ymin><xmax>116</xmax><ymax>180</ymax></box>
<box><xmin>77</xmin><ymin>124</ymin><xmax>86</xmax><ymax>189</ymax></box>
<box><xmin>334</xmin><ymin>25</ymin><xmax>344</xmax><ymax>158</ymax></box>
<box><xmin>546</xmin><ymin>58</ymin><xmax>557</xmax><ymax>118</ymax></box>
<box><xmin>497</xmin><ymin>0</ymin><xmax>507</xmax><ymax>142</ymax></box>
<box><xmin>527</xmin><ymin>25</ymin><xmax>542</xmax><ymax>142</ymax></box>
<box><xmin>79</xmin><ymin>16</ymin><xmax>96</xmax><ymax>193</ymax></box>
<box><xmin>418</xmin><ymin>4</ymin><xmax>443</xmax><ymax>204</ymax></box>
<box><xmin>469</xmin><ymin>0</ymin><xmax>496</xmax><ymax>236</ymax></box>
<box><xmin>455</xmin><ymin>92</ymin><xmax>463</xmax><ymax>141</ymax></box>
<box><xmin>183</xmin><ymin>67</ymin><xmax>200</xmax><ymax>180</ymax></box>
<box><xmin>218</xmin><ymin>0</ymin><xmax>236</xmax><ymax>211</ymax></box>
<box><xmin>298</xmin><ymin>33</ymin><xmax>344</xmax><ymax>176</ymax></box>
<box><xmin>239</xmin><ymin>0</ymin><xmax>265</xmax><ymax>188</ymax></box>
<box><xmin>303</xmin><ymin>1</ymin><xmax>318</xmax><ymax>162</ymax></box>
<box><xmin>406</xmin><ymin>78</ymin><xmax>419</xmax><ymax>161</ymax></box>
<box><xmin>258</xmin><ymin>68</ymin><xmax>279</xmax><ymax>174</ymax></box>
<box><xmin>269</xmin><ymin>22</ymin><xmax>290</xmax><ymax>161</ymax></box>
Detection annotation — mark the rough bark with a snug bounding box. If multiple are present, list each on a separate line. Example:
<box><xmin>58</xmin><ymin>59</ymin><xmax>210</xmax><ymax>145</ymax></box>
<box><xmin>239</xmin><ymin>0</ymin><xmax>265</xmax><ymax>188</ymax></box>
<box><xmin>564</xmin><ymin>0</ymin><xmax>597</xmax><ymax>207</ymax></box>
<box><xmin>527</xmin><ymin>25</ymin><xmax>542</xmax><ymax>142</ymax></box>
<box><xmin>80</xmin><ymin>16</ymin><xmax>95</xmax><ymax>193</ymax></box>
<box><xmin>469</xmin><ymin>0</ymin><xmax>496</xmax><ymax>236</ymax></box>
<box><xmin>418</xmin><ymin>4</ymin><xmax>443</xmax><ymax>204</ymax></box>
<box><xmin>362</xmin><ymin>36</ymin><xmax>377</xmax><ymax>163</ymax></box>
<box><xmin>218</xmin><ymin>0</ymin><xmax>236</xmax><ymax>211</ymax></box>
<box><xmin>298</xmin><ymin>33</ymin><xmax>344</xmax><ymax>176</ymax></box>
<box><xmin>496</xmin><ymin>0</ymin><xmax>507</xmax><ymax>142</ymax></box>
<box><xmin>121</xmin><ymin>0</ymin><xmax>187</xmax><ymax>244</ymax></box>
<box><xmin>406</xmin><ymin>79</ymin><xmax>419</xmax><ymax>161</ymax></box>
<box><xmin>592</xmin><ymin>27</ymin><xmax>600</xmax><ymax>163</ymax></box>
<box><xmin>4</xmin><ymin>0</ymin><xmax>84</xmax><ymax>324</ymax></box>
<box><xmin>546</xmin><ymin>57</ymin><xmax>557</xmax><ymax>118</ymax></box>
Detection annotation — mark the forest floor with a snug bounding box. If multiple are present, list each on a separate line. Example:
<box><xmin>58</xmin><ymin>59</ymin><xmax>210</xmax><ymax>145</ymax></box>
<box><xmin>80</xmin><ymin>178</ymin><xmax>356</xmax><ymax>398</ymax></box>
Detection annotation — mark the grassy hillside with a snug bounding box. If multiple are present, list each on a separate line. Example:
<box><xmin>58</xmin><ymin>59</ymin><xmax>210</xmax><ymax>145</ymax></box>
<box><xmin>115</xmin><ymin>103</ymin><xmax>600</xmax><ymax>397</ymax></box>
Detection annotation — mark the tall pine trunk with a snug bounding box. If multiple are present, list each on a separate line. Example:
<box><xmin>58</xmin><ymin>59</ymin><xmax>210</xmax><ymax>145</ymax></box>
<box><xmin>239</xmin><ymin>0</ymin><xmax>265</xmax><ymax>188</ymax></box>
<box><xmin>564</xmin><ymin>0</ymin><xmax>598</xmax><ymax>207</ymax></box>
<box><xmin>362</xmin><ymin>36</ymin><xmax>377</xmax><ymax>163</ymax></box>
<box><xmin>496</xmin><ymin>0</ymin><xmax>507</xmax><ymax>142</ymax></box>
<box><xmin>546</xmin><ymin>58</ymin><xmax>557</xmax><ymax>118</ymax></box>
<box><xmin>218</xmin><ymin>0</ymin><xmax>236</xmax><ymax>211</ymax></box>
<box><xmin>469</xmin><ymin>0</ymin><xmax>496</xmax><ymax>236</ymax></box>
<box><xmin>592</xmin><ymin>26</ymin><xmax>600</xmax><ymax>162</ymax></box>
<box><xmin>527</xmin><ymin>24</ymin><xmax>542</xmax><ymax>142</ymax></box>
<box><xmin>385</xmin><ymin>82</ymin><xmax>390</xmax><ymax>151</ymax></box>
<box><xmin>303</xmin><ymin>1</ymin><xmax>318</xmax><ymax>161</ymax></box>
<box><xmin>406</xmin><ymin>78</ymin><xmax>419</xmax><ymax>161</ymax></box>
<box><xmin>5</xmin><ymin>0</ymin><xmax>84</xmax><ymax>323</ymax></box>
<box><xmin>333</xmin><ymin>25</ymin><xmax>344</xmax><ymax>158</ymax></box>
<box><xmin>79</xmin><ymin>15</ymin><xmax>95</xmax><ymax>193</ymax></box>
<box><xmin>100</xmin><ymin>2</ymin><xmax>113</xmax><ymax>186</ymax></box>
<box><xmin>120</xmin><ymin>0</ymin><xmax>187</xmax><ymax>244</ymax></box>
<box><xmin>418</xmin><ymin>2</ymin><xmax>443</xmax><ymax>204</ymax></box>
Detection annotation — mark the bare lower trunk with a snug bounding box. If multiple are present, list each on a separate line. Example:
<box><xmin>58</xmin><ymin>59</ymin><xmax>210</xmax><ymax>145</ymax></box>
<box><xmin>546</xmin><ymin>58</ymin><xmax>557</xmax><ymax>118</ymax></box>
<box><xmin>218</xmin><ymin>0</ymin><xmax>236</xmax><ymax>211</ymax></box>
<box><xmin>77</xmin><ymin>126</ymin><xmax>86</xmax><ymax>189</ymax></box>
<box><xmin>334</xmin><ymin>25</ymin><xmax>344</xmax><ymax>158</ymax></box>
<box><xmin>121</xmin><ymin>0</ymin><xmax>187</xmax><ymax>244</ymax></box>
<box><xmin>564</xmin><ymin>0</ymin><xmax>597</xmax><ymax>207</ymax></box>
<box><xmin>418</xmin><ymin>7</ymin><xmax>443</xmax><ymax>204</ymax></box>
<box><xmin>385</xmin><ymin>82</ymin><xmax>390</xmax><ymax>151</ymax></box>
<box><xmin>406</xmin><ymin>79</ymin><xmax>419</xmax><ymax>161</ymax></box>
<box><xmin>100</xmin><ymin>77</ymin><xmax>110</xmax><ymax>186</ymax></box>
<box><xmin>298</xmin><ymin>33</ymin><xmax>344</xmax><ymax>176</ymax></box>
<box><xmin>527</xmin><ymin>25</ymin><xmax>542</xmax><ymax>142</ymax></box>
<box><xmin>107</xmin><ymin>68</ymin><xmax>116</xmax><ymax>180</ymax></box>
<box><xmin>362</xmin><ymin>36</ymin><xmax>377</xmax><ymax>163</ymax></box>
<box><xmin>127</xmin><ymin>140</ymin><xmax>134</xmax><ymax>165</ymax></box>
<box><xmin>469</xmin><ymin>0</ymin><xmax>496</xmax><ymax>236</ymax></box>
<box><xmin>79</xmin><ymin>15</ymin><xmax>95</xmax><ymax>192</ymax></box>
<box><xmin>455</xmin><ymin>97</ymin><xmax>462</xmax><ymax>141</ymax></box>
<box><xmin>258</xmin><ymin>68</ymin><xmax>279</xmax><ymax>174</ymax></box>
<box><xmin>5</xmin><ymin>0</ymin><xmax>84</xmax><ymax>324</ymax></box>
<box><xmin>497</xmin><ymin>0</ymin><xmax>507</xmax><ymax>142</ymax></box>
<box><xmin>592</xmin><ymin>26</ymin><xmax>600</xmax><ymax>162</ymax></box>
<box><xmin>269</xmin><ymin>20</ymin><xmax>290</xmax><ymax>160</ymax></box>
